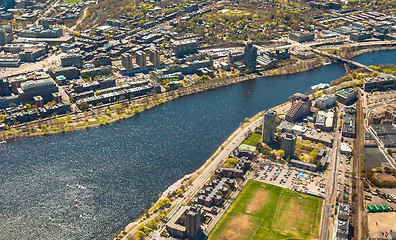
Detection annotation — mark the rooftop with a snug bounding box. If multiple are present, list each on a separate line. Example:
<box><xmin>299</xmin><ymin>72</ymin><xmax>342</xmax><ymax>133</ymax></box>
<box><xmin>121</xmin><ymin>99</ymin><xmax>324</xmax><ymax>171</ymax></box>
<box><xmin>336</xmin><ymin>88</ymin><xmax>356</xmax><ymax>97</ymax></box>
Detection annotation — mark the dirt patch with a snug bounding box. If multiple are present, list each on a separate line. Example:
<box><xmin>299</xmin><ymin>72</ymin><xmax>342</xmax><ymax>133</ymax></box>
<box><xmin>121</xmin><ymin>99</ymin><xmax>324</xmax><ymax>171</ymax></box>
<box><xmin>368</xmin><ymin>212</ymin><xmax>396</xmax><ymax>238</ymax></box>
<box><xmin>246</xmin><ymin>189</ymin><xmax>269</xmax><ymax>214</ymax></box>
<box><xmin>218</xmin><ymin>214</ymin><xmax>254</xmax><ymax>240</ymax></box>
<box><xmin>374</xmin><ymin>173</ymin><xmax>396</xmax><ymax>182</ymax></box>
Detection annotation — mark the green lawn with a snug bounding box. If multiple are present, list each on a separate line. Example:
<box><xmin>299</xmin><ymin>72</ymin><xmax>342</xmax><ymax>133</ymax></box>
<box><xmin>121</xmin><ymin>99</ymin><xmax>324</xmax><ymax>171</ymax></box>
<box><xmin>63</xmin><ymin>0</ymin><xmax>81</xmax><ymax>4</ymax></box>
<box><xmin>208</xmin><ymin>180</ymin><xmax>323</xmax><ymax>240</ymax></box>
<box><xmin>226</xmin><ymin>10</ymin><xmax>249</xmax><ymax>15</ymax></box>
<box><xmin>242</xmin><ymin>133</ymin><xmax>261</xmax><ymax>147</ymax></box>
<box><xmin>382</xmin><ymin>67</ymin><xmax>396</xmax><ymax>73</ymax></box>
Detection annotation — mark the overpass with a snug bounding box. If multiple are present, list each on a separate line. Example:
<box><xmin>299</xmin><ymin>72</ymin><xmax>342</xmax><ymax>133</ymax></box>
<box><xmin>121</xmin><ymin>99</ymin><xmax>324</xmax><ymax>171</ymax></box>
<box><xmin>312</xmin><ymin>49</ymin><xmax>375</xmax><ymax>72</ymax></box>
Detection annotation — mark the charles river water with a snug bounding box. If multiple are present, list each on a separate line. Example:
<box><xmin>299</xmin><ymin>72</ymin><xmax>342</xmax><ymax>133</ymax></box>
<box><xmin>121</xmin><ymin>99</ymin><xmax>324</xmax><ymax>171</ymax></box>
<box><xmin>0</xmin><ymin>50</ymin><xmax>394</xmax><ymax>239</ymax></box>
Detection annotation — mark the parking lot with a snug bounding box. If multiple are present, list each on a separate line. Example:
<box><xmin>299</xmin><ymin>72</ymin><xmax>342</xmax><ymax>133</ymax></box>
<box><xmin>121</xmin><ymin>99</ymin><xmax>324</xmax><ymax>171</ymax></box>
<box><xmin>253</xmin><ymin>161</ymin><xmax>326</xmax><ymax>198</ymax></box>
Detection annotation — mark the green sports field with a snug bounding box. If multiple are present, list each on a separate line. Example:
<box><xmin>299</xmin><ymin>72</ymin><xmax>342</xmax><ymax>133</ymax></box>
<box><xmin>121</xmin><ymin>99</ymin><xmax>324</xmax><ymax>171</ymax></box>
<box><xmin>208</xmin><ymin>180</ymin><xmax>323</xmax><ymax>240</ymax></box>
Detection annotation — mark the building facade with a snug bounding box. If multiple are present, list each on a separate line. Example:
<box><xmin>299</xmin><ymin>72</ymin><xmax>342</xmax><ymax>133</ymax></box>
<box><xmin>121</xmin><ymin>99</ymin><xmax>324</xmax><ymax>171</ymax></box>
<box><xmin>289</xmin><ymin>31</ymin><xmax>315</xmax><ymax>43</ymax></box>
<box><xmin>281</xmin><ymin>132</ymin><xmax>296</xmax><ymax>158</ymax></box>
<box><xmin>285</xmin><ymin>93</ymin><xmax>312</xmax><ymax>122</ymax></box>
<box><xmin>243</xmin><ymin>42</ymin><xmax>257</xmax><ymax>72</ymax></box>
<box><xmin>262</xmin><ymin>109</ymin><xmax>277</xmax><ymax>144</ymax></box>
<box><xmin>185</xmin><ymin>205</ymin><xmax>203</xmax><ymax>239</ymax></box>
<box><xmin>172</xmin><ymin>39</ymin><xmax>198</xmax><ymax>58</ymax></box>
<box><xmin>135</xmin><ymin>50</ymin><xmax>146</xmax><ymax>69</ymax></box>
<box><xmin>121</xmin><ymin>53</ymin><xmax>134</xmax><ymax>72</ymax></box>
<box><xmin>148</xmin><ymin>47</ymin><xmax>160</xmax><ymax>67</ymax></box>
<box><xmin>61</xmin><ymin>54</ymin><xmax>83</xmax><ymax>69</ymax></box>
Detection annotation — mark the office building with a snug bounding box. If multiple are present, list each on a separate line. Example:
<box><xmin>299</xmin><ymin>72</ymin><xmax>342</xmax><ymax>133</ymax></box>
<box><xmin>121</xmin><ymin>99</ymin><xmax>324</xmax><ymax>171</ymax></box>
<box><xmin>262</xmin><ymin>109</ymin><xmax>277</xmax><ymax>144</ymax></box>
<box><xmin>363</xmin><ymin>75</ymin><xmax>396</xmax><ymax>91</ymax></box>
<box><xmin>289</xmin><ymin>31</ymin><xmax>315</xmax><ymax>43</ymax></box>
<box><xmin>61</xmin><ymin>53</ymin><xmax>83</xmax><ymax>69</ymax></box>
<box><xmin>148</xmin><ymin>47</ymin><xmax>160</xmax><ymax>67</ymax></box>
<box><xmin>18</xmin><ymin>78</ymin><xmax>58</xmax><ymax>103</ymax></box>
<box><xmin>336</xmin><ymin>88</ymin><xmax>357</xmax><ymax>104</ymax></box>
<box><xmin>121</xmin><ymin>53</ymin><xmax>134</xmax><ymax>72</ymax></box>
<box><xmin>135</xmin><ymin>50</ymin><xmax>146</xmax><ymax>69</ymax></box>
<box><xmin>172</xmin><ymin>39</ymin><xmax>198</xmax><ymax>58</ymax></box>
<box><xmin>244</xmin><ymin>42</ymin><xmax>258</xmax><ymax>72</ymax></box>
<box><xmin>281</xmin><ymin>132</ymin><xmax>296</xmax><ymax>158</ymax></box>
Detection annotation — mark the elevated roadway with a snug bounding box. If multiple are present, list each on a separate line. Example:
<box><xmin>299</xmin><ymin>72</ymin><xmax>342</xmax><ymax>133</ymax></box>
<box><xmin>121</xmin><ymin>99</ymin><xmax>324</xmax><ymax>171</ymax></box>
<box><xmin>312</xmin><ymin>49</ymin><xmax>375</xmax><ymax>72</ymax></box>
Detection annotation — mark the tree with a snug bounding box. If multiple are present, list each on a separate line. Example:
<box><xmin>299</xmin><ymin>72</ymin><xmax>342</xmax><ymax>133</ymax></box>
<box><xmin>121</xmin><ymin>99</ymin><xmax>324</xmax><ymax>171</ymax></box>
<box><xmin>105</xmin><ymin>108</ymin><xmax>111</xmax><ymax>117</ymax></box>
<box><xmin>0</xmin><ymin>114</ymin><xmax>5</xmax><ymax>123</ymax></box>
<box><xmin>176</xmin><ymin>188</ymin><xmax>183</xmax><ymax>196</ymax></box>
<box><xmin>41</xmin><ymin>124</ymin><xmax>48</xmax><ymax>133</ymax></box>
<box><xmin>135</xmin><ymin>230</ymin><xmax>146</xmax><ymax>240</ymax></box>
<box><xmin>376</xmin><ymin>167</ymin><xmax>383</xmax><ymax>173</ymax></box>
<box><xmin>66</xmin><ymin>115</ymin><xmax>72</xmax><ymax>123</ymax></box>
<box><xmin>244</xmin><ymin>117</ymin><xmax>250</xmax><ymax>122</ymax></box>
<box><xmin>114</xmin><ymin>103</ymin><xmax>122</xmax><ymax>114</ymax></box>
<box><xmin>309</xmin><ymin>149</ymin><xmax>318</xmax><ymax>161</ymax></box>
<box><xmin>275</xmin><ymin>150</ymin><xmax>285</xmax><ymax>159</ymax></box>
<box><xmin>159</xmin><ymin>213</ymin><xmax>166</xmax><ymax>220</ymax></box>
<box><xmin>227</xmin><ymin>158</ymin><xmax>239</xmax><ymax>167</ymax></box>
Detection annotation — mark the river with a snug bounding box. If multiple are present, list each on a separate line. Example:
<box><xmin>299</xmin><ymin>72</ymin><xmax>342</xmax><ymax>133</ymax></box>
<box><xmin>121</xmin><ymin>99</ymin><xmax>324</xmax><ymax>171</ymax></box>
<box><xmin>0</xmin><ymin>50</ymin><xmax>393</xmax><ymax>239</ymax></box>
<box><xmin>352</xmin><ymin>49</ymin><xmax>396</xmax><ymax>66</ymax></box>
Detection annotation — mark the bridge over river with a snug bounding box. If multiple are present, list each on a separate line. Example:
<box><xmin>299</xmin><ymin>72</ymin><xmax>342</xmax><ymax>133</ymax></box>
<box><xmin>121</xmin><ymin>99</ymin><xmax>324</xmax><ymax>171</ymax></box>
<box><xmin>312</xmin><ymin>48</ymin><xmax>375</xmax><ymax>72</ymax></box>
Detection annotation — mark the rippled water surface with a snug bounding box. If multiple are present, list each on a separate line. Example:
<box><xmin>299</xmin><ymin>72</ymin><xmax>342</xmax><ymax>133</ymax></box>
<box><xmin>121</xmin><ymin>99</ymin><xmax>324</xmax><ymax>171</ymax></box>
<box><xmin>0</xmin><ymin>63</ymin><xmax>348</xmax><ymax>239</ymax></box>
<box><xmin>352</xmin><ymin>49</ymin><xmax>396</xmax><ymax>65</ymax></box>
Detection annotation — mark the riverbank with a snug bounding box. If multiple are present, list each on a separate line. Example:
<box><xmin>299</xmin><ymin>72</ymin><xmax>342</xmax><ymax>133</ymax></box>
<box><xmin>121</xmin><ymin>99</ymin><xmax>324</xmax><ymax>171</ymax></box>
<box><xmin>0</xmin><ymin>57</ymin><xmax>323</xmax><ymax>142</ymax></box>
<box><xmin>349</xmin><ymin>45</ymin><xmax>396</xmax><ymax>58</ymax></box>
<box><xmin>116</xmin><ymin>97</ymin><xmax>294</xmax><ymax>240</ymax></box>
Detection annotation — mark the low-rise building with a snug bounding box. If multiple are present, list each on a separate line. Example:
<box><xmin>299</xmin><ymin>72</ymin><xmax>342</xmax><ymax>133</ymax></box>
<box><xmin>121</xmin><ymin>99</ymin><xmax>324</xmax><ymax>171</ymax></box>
<box><xmin>336</xmin><ymin>88</ymin><xmax>357</xmax><ymax>104</ymax></box>
<box><xmin>363</xmin><ymin>75</ymin><xmax>396</xmax><ymax>92</ymax></box>
<box><xmin>172</xmin><ymin>39</ymin><xmax>198</xmax><ymax>58</ymax></box>
<box><xmin>289</xmin><ymin>31</ymin><xmax>315</xmax><ymax>43</ymax></box>
<box><xmin>18</xmin><ymin>78</ymin><xmax>58</xmax><ymax>103</ymax></box>
<box><xmin>303</xmin><ymin>129</ymin><xmax>333</xmax><ymax>146</ymax></box>
<box><xmin>50</xmin><ymin>67</ymin><xmax>80</xmax><ymax>80</ymax></box>
<box><xmin>342</xmin><ymin>107</ymin><xmax>356</xmax><ymax>138</ymax></box>
<box><xmin>290</xmin><ymin>159</ymin><xmax>317</xmax><ymax>171</ymax></box>
<box><xmin>61</xmin><ymin>53</ymin><xmax>83</xmax><ymax>69</ymax></box>
<box><xmin>315</xmin><ymin>94</ymin><xmax>336</xmax><ymax>109</ymax></box>
<box><xmin>315</xmin><ymin>111</ymin><xmax>335</xmax><ymax>131</ymax></box>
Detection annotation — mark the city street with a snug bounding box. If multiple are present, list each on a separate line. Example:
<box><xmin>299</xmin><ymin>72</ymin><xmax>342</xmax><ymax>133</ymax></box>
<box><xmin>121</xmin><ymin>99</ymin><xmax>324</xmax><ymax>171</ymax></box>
<box><xmin>320</xmin><ymin>116</ymin><xmax>341</xmax><ymax>240</ymax></box>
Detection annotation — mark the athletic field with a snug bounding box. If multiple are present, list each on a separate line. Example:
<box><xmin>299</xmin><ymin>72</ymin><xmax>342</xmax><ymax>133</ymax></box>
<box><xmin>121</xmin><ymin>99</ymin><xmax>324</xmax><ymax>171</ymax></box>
<box><xmin>208</xmin><ymin>180</ymin><xmax>323</xmax><ymax>240</ymax></box>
